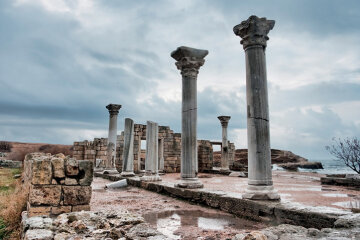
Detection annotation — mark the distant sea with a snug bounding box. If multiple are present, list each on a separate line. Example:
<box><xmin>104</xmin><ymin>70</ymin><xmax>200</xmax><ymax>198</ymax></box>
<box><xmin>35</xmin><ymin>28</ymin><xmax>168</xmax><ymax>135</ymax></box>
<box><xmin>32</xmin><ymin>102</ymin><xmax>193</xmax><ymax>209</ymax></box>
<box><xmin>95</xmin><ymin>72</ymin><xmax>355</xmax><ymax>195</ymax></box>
<box><xmin>274</xmin><ymin>159</ymin><xmax>357</xmax><ymax>175</ymax></box>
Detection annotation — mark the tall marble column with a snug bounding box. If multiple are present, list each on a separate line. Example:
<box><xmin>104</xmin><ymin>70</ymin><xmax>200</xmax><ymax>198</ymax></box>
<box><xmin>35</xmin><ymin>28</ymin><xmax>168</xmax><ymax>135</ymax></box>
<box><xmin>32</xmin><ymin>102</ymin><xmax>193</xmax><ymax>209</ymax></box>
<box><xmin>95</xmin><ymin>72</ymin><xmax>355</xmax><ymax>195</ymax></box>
<box><xmin>141</xmin><ymin>121</ymin><xmax>161</xmax><ymax>181</ymax></box>
<box><xmin>233</xmin><ymin>16</ymin><xmax>280</xmax><ymax>200</ymax></box>
<box><xmin>218</xmin><ymin>116</ymin><xmax>231</xmax><ymax>172</ymax></box>
<box><xmin>171</xmin><ymin>46</ymin><xmax>208</xmax><ymax>189</ymax></box>
<box><xmin>105</xmin><ymin>104</ymin><xmax>121</xmax><ymax>170</ymax></box>
<box><xmin>121</xmin><ymin>118</ymin><xmax>135</xmax><ymax>177</ymax></box>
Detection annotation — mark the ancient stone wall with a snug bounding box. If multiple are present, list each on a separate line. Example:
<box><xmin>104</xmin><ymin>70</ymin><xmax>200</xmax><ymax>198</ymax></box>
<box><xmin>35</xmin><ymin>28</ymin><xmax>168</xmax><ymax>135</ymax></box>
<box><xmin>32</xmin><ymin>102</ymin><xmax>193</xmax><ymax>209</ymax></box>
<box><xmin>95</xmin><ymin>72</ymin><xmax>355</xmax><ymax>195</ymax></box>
<box><xmin>23</xmin><ymin>152</ymin><xmax>93</xmax><ymax>217</ymax></box>
<box><xmin>73</xmin><ymin>123</ymin><xmax>228</xmax><ymax>173</ymax></box>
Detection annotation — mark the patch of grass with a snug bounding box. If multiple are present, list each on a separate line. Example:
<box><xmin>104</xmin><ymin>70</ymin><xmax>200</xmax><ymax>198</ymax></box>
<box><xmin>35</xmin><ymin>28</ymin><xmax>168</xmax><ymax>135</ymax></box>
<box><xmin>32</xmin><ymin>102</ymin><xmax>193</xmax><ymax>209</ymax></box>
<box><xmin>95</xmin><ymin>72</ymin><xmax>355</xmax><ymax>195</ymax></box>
<box><xmin>0</xmin><ymin>168</ymin><xmax>27</xmax><ymax>239</ymax></box>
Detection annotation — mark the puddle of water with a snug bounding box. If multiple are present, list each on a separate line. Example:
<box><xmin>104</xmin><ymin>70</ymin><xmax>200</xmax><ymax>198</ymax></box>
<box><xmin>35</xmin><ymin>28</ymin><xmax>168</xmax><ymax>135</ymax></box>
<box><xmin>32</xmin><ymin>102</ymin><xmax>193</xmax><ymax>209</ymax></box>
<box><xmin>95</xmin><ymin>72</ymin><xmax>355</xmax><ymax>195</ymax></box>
<box><xmin>321</xmin><ymin>193</ymin><xmax>349</xmax><ymax>198</ymax></box>
<box><xmin>143</xmin><ymin>210</ymin><xmax>261</xmax><ymax>239</ymax></box>
<box><xmin>332</xmin><ymin>200</ymin><xmax>360</xmax><ymax>209</ymax></box>
<box><xmin>280</xmin><ymin>187</ymin><xmax>322</xmax><ymax>192</ymax></box>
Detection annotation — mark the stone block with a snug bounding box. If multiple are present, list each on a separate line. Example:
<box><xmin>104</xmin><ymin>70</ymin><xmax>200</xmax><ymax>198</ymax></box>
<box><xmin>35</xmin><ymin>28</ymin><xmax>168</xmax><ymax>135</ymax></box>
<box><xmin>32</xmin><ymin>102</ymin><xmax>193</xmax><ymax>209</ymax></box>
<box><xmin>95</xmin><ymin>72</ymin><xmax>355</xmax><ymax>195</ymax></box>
<box><xmin>63</xmin><ymin>186</ymin><xmax>92</xmax><ymax>205</ymax></box>
<box><xmin>32</xmin><ymin>159</ymin><xmax>52</xmax><ymax>185</ymax></box>
<box><xmin>29</xmin><ymin>185</ymin><xmax>61</xmax><ymax>206</ymax></box>
<box><xmin>28</xmin><ymin>206</ymin><xmax>52</xmax><ymax>217</ymax></box>
<box><xmin>51</xmin><ymin>206</ymin><xmax>72</xmax><ymax>215</ymax></box>
<box><xmin>51</xmin><ymin>158</ymin><xmax>65</xmax><ymax>178</ymax></box>
<box><xmin>65</xmin><ymin>158</ymin><xmax>79</xmax><ymax>176</ymax></box>
<box><xmin>72</xmin><ymin>204</ymin><xmax>91</xmax><ymax>212</ymax></box>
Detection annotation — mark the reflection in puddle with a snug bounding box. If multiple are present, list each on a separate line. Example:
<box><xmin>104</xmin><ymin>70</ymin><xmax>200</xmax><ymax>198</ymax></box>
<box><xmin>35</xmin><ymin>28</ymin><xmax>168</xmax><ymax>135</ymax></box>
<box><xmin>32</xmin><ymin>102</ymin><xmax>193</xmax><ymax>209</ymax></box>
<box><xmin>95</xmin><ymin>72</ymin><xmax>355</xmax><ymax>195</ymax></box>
<box><xmin>322</xmin><ymin>193</ymin><xmax>349</xmax><ymax>198</ymax></box>
<box><xmin>332</xmin><ymin>200</ymin><xmax>360</xmax><ymax>209</ymax></box>
<box><xmin>143</xmin><ymin>210</ymin><xmax>261</xmax><ymax>239</ymax></box>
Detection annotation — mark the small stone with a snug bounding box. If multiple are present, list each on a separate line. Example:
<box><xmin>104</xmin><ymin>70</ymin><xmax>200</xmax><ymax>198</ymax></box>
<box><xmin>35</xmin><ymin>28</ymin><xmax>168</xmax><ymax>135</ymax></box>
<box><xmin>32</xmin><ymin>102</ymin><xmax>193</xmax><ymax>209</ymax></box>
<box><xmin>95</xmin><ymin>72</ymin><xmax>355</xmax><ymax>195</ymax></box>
<box><xmin>65</xmin><ymin>158</ymin><xmax>79</xmax><ymax>176</ymax></box>
<box><xmin>229</xmin><ymin>172</ymin><xmax>246</xmax><ymax>177</ymax></box>
<box><xmin>51</xmin><ymin>157</ymin><xmax>65</xmax><ymax>178</ymax></box>
<box><xmin>243</xmin><ymin>231</ymin><xmax>267</xmax><ymax>240</ymax></box>
<box><xmin>65</xmin><ymin>177</ymin><xmax>78</xmax><ymax>185</ymax></box>
<box><xmin>51</xmin><ymin>179</ymin><xmax>58</xmax><ymax>184</ymax></box>
<box><xmin>54</xmin><ymin>232</ymin><xmax>71</xmax><ymax>240</ymax></box>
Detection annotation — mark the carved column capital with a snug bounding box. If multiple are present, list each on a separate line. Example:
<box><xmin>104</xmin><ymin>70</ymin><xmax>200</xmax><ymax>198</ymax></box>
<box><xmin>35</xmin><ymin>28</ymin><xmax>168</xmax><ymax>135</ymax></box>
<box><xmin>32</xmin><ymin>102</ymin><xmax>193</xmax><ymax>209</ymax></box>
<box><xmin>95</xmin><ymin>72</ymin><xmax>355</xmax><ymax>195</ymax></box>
<box><xmin>233</xmin><ymin>15</ymin><xmax>275</xmax><ymax>50</ymax></box>
<box><xmin>218</xmin><ymin>116</ymin><xmax>231</xmax><ymax>128</ymax></box>
<box><xmin>171</xmin><ymin>46</ymin><xmax>208</xmax><ymax>78</ymax></box>
<box><xmin>106</xmin><ymin>104</ymin><xmax>122</xmax><ymax>116</ymax></box>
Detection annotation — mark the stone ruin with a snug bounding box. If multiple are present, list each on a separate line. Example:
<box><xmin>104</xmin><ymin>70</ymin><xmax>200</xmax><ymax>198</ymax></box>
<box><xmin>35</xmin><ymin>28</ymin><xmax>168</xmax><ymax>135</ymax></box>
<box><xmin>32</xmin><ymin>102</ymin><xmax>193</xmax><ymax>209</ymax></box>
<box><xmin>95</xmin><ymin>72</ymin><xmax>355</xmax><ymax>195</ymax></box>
<box><xmin>73</xmin><ymin>123</ymin><xmax>236</xmax><ymax>174</ymax></box>
<box><xmin>23</xmin><ymin>152</ymin><xmax>93</xmax><ymax>217</ymax></box>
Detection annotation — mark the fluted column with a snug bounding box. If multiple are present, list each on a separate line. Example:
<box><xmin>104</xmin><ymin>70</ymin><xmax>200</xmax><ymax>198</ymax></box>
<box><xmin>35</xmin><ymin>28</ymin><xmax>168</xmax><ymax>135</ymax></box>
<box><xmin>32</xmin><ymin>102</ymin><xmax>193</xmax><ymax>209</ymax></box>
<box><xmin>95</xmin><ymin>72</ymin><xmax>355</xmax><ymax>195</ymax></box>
<box><xmin>171</xmin><ymin>46</ymin><xmax>208</xmax><ymax>189</ymax></box>
<box><xmin>234</xmin><ymin>15</ymin><xmax>280</xmax><ymax>200</ymax></box>
<box><xmin>121</xmin><ymin>118</ymin><xmax>135</xmax><ymax>177</ymax></box>
<box><xmin>105</xmin><ymin>104</ymin><xmax>121</xmax><ymax>170</ymax></box>
<box><xmin>140</xmin><ymin>121</ymin><xmax>161</xmax><ymax>181</ymax></box>
<box><xmin>218</xmin><ymin>116</ymin><xmax>231</xmax><ymax>172</ymax></box>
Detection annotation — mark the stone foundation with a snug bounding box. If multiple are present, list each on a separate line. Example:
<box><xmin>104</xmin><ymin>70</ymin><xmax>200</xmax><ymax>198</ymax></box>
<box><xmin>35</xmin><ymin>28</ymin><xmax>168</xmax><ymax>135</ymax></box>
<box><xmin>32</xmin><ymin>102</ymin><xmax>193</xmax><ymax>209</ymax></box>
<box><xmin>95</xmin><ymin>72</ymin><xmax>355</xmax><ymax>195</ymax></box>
<box><xmin>23</xmin><ymin>152</ymin><xmax>93</xmax><ymax>217</ymax></box>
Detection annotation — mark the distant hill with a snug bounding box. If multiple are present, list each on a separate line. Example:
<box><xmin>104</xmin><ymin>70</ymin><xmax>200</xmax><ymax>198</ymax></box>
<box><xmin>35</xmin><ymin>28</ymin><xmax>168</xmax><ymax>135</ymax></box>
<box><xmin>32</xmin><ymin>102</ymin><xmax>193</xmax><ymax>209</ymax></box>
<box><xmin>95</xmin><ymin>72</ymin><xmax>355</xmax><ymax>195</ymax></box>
<box><xmin>0</xmin><ymin>141</ymin><xmax>73</xmax><ymax>161</ymax></box>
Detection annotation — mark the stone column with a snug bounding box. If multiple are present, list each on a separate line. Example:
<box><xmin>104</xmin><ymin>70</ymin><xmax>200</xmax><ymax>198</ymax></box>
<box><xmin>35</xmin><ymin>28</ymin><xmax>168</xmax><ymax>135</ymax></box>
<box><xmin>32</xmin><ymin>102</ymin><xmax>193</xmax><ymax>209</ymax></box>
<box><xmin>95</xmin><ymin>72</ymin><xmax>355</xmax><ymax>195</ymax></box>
<box><xmin>171</xmin><ymin>46</ymin><xmax>208</xmax><ymax>189</ymax></box>
<box><xmin>158</xmin><ymin>138</ymin><xmax>164</xmax><ymax>172</ymax></box>
<box><xmin>233</xmin><ymin>15</ymin><xmax>280</xmax><ymax>200</ymax></box>
<box><xmin>121</xmin><ymin>118</ymin><xmax>135</xmax><ymax>177</ymax></box>
<box><xmin>105</xmin><ymin>104</ymin><xmax>121</xmax><ymax>171</ymax></box>
<box><xmin>140</xmin><ymin>121</ymin><xmax>161</xmax><ymax>181</ymax></box>
<box><xmin>218</xmin><ymin>116</ymin><xmax>231</xmax><ymax>172</ymax></box>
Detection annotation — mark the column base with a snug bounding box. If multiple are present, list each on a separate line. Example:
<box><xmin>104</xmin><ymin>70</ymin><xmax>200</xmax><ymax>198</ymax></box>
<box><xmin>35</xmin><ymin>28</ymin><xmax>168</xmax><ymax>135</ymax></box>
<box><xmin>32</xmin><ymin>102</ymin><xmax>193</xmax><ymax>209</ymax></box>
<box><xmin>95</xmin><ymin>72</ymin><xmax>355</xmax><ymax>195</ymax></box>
<box><xmin>102</xmin><ymin>168</ymin><xmax>119</xmax><ymax>175</ymax></box>
<box><xmin>242</xmin><ymin>185</ymin><xmax>280</xmax><ymax>200</ymax></box>
<box><xmin>120</xmin><ymin>171</ymin><xmax>136</xmax><ymax>177</ymax></box>
<box><xmin>140</xmin><ymin>174</ymin><xmax>162</xmax><ymax>182</ymax></box>
<box><xmin>175</xmin><ymin>178</ymin><xmax>204</xmax><ymax>189</ymax></box>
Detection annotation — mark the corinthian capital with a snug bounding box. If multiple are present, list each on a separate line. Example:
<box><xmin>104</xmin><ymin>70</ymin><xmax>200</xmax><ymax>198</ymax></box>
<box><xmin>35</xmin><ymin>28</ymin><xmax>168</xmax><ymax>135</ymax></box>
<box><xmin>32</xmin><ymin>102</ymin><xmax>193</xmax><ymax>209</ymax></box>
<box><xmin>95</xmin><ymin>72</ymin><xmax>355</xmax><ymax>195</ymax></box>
<box><xmin>106</xmin><ymin>104</ymin><xmax>121</xmax><ymax>116</ymax></box>
<box><xmin>233</xmin><ymin>15</ymin><xmax>275</xmax><ymax>49</ymax></box>
<box><xmin>171</xmin><ymin>46</ymin><xmax>208</xmax><ymax>78</ymax></box>
<box><xmin>218</xmin><ymin>116</ymin><xmax>231</xmax><ymax>127</ymax></box>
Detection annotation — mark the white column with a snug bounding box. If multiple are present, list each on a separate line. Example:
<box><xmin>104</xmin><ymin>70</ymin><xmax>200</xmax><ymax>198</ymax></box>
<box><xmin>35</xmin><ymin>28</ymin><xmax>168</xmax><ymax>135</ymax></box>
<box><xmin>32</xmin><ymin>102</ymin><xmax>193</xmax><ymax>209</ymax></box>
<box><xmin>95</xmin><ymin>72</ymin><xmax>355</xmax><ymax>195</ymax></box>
<box><xmin>234</xmin><ymin>15</ymin><xmax>280</xmax><ymax>200</ymax></box>
<box><xmin>105</xmin><ymin>104</ymin><xmax>121</xmax><ymax>171</ymax></box>
<box><xmin>121</xmin><ymin>118</ymin><xmax>135</xmax><ymax>177</ymax></box>
<box><xmin>171</xmin><ymin>46</ymin><xmax>208</xmax><ymax>189</ymax></box>
<box><xmin>218</xmin><ymin>116</ymin><xmax>231</xmax><ymax>172</ymax></box>
<box><xmin>141</xmin><ymin>121</ymin><xmax>161</xmax><ymax>181</ymax></box>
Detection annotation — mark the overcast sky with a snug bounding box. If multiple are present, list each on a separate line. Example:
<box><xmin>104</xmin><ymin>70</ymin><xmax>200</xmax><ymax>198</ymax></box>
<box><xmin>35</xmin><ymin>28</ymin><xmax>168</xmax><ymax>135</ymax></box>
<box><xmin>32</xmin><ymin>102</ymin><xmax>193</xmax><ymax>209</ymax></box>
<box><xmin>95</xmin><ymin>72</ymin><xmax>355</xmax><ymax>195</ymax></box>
<box><xmin>1</xmin><ymin>0</ymin><xmax>360</xmax><ymax>159</ymax></box>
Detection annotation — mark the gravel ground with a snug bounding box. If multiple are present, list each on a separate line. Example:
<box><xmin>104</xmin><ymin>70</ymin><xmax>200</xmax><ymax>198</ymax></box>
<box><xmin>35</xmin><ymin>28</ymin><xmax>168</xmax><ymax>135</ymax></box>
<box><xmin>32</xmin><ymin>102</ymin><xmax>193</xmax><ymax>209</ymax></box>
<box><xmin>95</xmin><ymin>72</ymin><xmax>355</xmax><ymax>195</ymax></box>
<box><xmin>90</xmin><ymin>177</ymin><xmax>266</xmax><ymax>239</ymax></box>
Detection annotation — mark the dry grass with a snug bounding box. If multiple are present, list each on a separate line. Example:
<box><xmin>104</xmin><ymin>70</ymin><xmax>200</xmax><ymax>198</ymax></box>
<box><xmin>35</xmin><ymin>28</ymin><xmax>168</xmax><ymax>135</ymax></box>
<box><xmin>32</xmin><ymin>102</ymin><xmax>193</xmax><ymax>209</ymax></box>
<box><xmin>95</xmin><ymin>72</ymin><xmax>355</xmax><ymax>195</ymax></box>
<box><xmin>0</xmin><ymin>168</ymin><xmax>27</xmax><ymax>240</ymax></box>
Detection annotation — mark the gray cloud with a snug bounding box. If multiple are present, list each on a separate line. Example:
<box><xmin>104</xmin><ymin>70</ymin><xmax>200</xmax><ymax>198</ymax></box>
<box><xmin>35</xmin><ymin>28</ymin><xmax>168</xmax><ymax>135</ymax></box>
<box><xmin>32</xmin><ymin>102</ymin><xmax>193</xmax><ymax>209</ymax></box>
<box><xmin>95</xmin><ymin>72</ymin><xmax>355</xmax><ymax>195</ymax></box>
<box><xmin>0</xmin><ymin>0</ymin><xmax>359</xmax><ymax>160</ymax></box>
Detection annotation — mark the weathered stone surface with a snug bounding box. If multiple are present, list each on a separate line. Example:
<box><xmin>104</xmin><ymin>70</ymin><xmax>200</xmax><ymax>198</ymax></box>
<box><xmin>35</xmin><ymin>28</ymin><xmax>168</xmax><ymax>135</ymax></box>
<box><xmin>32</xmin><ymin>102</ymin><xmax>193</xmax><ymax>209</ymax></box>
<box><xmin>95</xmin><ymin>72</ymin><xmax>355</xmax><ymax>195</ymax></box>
<box><xmin>51</xmin><ymin>157</ymin><xmax>65</xmax><ymax>178</ymax></box>
<box><xmin>65</xmin><ymin>158</ymin><xmax>79</xmax><ymax>176</ymax></box>
<box><xmin>78</xmin><ymin>160</ymin><xmax>93</xmax><ymax>186</ymax></box>
<box><xmin>54</xmin><ymin>153</ymin><xmax>66</xmax><ymax>159</ymax></box>
<box><xmin>278</xmin><ymin>161</ymin><xmax>323</xmax><ymax>170</ymax></box>
<box><xmin>28</xmin><ymin>206</ymin><xmax>52</xmax><ymax>217</ymax></box>
<box><xmin>32</xmin><ymin>159</ymin><xmax>52</xmax><ymax>185</ymax></box>
<box><xmin>126</xmin><ymin>223</ymin><xmax>165</xmax><ymax>239</ymax></box>
<box><xmin>24</xmin><ymin>229</ymin><xmax>53</xmax><ymax>240</ymax></box>
<box><xmin>72</xmin><ymin>204</ymin><xmax>90</xmax><ymax>212</ymax></box>
<box><xmin>63</xmin><ymin>186</ymin><xmax>92</xmax><ymax>205</ymax></box>
<box><xmin>29</xmin><ymin>185</ymin><xmax>61</xmax><ymax>206</ymax></box>
<box><xmin>229</xmin><ymin>172</ymin><xmax>246</xmax><ymax>177</ymax></box>
<box><xmin>51</xmin><ymin>206</ymin><xmax>72</xmax><ymax>215</ymax></box>
<box><xmin>64</xmin><ymin>178</ymin><xmax>78</xmax><ymax>185</ymax></box>
<box><xmin>23</xmin><ymin>216</ymin><xmax>53</xmax><ymax>230</ymax></box>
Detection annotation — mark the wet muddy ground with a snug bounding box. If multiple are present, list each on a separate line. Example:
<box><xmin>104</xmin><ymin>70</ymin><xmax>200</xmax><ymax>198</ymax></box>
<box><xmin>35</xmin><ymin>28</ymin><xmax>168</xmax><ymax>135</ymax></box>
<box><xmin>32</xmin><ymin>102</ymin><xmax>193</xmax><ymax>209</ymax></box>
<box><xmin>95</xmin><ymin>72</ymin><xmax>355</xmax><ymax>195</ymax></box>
<box><xmin>91</xmin><ymin>177</ymin><xmax>266</xmax><ymax>239</ymax></box>
<box><xmin>161</xmin><ymin>171</ymin><xmax>360</xmax><ymax>211</ymax></box>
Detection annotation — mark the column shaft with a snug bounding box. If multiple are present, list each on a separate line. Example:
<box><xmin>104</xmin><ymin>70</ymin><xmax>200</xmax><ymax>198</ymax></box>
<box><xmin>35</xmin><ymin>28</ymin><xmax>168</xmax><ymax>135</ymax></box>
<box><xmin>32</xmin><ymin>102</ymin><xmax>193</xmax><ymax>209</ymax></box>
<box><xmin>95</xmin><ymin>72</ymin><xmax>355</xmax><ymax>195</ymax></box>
<box><xmin>121</xmin><ymin>118</ymin><xmax>135</xmax><ymax>176</ymax></box>
<box><xmin>181</xmin><ymin>75</ymin><xmax>197</xmax><ymax>178</ymax></box>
